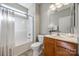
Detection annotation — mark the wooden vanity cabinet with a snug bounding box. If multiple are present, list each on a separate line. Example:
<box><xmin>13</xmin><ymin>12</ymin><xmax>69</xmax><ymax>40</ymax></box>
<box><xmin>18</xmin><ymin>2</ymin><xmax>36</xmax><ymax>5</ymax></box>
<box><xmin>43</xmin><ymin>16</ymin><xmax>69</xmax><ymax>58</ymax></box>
<box><xmin>43</xmin><ymin>37</ymin><xmax>78</xmax><ymax>56</ymax></box>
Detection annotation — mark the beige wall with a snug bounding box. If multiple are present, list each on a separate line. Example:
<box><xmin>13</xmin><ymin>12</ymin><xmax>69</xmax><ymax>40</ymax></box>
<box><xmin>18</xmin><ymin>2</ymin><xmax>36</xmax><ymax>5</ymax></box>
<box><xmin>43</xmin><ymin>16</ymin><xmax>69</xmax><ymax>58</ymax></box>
<box><xmin>35</xmin><ymin>4</ymin><xmax>40</xmax><ymax>36</ymax></box>
<box><xmin>40</xmin><ymin>3</ymin><xmax>51</xmax><ymax>35</ymax></box>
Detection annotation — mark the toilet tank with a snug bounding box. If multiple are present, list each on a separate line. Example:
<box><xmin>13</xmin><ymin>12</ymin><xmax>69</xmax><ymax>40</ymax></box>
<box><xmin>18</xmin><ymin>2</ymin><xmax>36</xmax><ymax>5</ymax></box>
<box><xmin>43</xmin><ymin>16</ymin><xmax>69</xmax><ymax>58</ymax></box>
<box><xmin>38</xmin><ymin>35</ymin><xmax>44</xmax><ymax>43</ymax></box>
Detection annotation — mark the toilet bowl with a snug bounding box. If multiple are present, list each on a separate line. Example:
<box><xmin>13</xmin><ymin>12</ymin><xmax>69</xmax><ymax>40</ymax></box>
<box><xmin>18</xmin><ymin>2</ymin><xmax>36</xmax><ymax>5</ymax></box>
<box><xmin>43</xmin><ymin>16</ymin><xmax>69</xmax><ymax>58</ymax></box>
<box><xmin>31</xmin><ymin>35</ymin><xmax>44</xmax><ymax>56</ymax></box>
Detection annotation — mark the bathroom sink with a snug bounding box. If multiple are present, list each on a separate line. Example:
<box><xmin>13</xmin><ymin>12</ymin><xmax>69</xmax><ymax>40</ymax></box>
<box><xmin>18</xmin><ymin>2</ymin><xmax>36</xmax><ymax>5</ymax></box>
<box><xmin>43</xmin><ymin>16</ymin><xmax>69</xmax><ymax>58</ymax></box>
<box><xmin>51</xmin><ymin>33</ymin><xmax>76</xmax><ymax>39</ymax></box>
<box><xmin>59</xmin><ymin>33</ymin><xmax>77</xmax><ymax>40</ymax></box>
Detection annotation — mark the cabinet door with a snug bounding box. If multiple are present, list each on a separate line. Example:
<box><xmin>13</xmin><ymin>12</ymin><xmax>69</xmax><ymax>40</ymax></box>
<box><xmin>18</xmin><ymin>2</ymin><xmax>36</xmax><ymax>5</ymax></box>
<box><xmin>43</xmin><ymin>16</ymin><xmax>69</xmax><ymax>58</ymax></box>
<box><xmin>55</xmin><ymin>46</ymin><xmax>71</xmax><ymax>56</ymax></box>
<box><xmin>55</xmin><ymin>46</ymin><xmax>77</xmax><ymax>56</ymax></box>
<box><xmin>43</xmin><ymin>37</ymin><xmax>55</xmax><ymax>56</ymax></box>
<box><xmin>44</xmin><ymin>42</ymin><xmax>55</xmax><ymax>56</ymax></box>
<box><xmin>55</xmin><ymin>40</ymin><xmax>77</xmax><ymax>56</ymax></box>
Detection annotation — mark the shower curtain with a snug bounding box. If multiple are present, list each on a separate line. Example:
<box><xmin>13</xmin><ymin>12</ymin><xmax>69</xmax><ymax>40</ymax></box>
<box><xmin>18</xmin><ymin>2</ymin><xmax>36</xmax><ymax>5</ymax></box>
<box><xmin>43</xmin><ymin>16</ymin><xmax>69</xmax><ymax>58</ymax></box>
<box><xmin>0</xmin><ymin>7</ymin><xmax>15</xmax><ymax>56</ymax></box>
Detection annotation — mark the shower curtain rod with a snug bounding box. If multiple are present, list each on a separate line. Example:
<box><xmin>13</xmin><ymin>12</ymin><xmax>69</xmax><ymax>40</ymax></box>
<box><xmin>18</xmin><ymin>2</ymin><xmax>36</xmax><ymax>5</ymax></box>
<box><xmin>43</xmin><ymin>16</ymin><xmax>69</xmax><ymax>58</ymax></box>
<box><xmin>0</xmin><ymin>5</ymin><xmax>28</xmax><ymax>16</ymax></box>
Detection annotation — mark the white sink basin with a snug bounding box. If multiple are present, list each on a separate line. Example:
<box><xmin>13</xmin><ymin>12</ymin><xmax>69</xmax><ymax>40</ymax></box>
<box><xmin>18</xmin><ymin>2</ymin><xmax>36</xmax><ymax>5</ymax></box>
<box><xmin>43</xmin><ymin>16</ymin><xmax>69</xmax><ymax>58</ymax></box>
<box><xmin>51</xmin><ymin>33</ymin><xmax>76</xmax><ymax>38</ymax></box>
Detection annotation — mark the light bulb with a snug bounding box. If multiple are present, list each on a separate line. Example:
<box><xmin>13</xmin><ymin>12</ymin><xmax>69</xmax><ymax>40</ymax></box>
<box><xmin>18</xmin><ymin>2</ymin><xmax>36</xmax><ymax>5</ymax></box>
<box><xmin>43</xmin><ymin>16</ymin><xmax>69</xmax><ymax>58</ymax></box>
<box><xmin>55</xmin><ymin>3</ymin><xmax>63</xmax><ymax>8</ymax></box>
<box><xmin>49</xmin><ymin>4</ymin><xmax>56</xmax><ymax>11</ymax></box>
<box><xmin>50</xmin><ymin>4</ymin><xmax>55</xmax><ymax>9</ymax></box>
<box><xmin>51</xmin><ymin>7</ymin><xmax>56</xmax><ymax>11</ymax></box>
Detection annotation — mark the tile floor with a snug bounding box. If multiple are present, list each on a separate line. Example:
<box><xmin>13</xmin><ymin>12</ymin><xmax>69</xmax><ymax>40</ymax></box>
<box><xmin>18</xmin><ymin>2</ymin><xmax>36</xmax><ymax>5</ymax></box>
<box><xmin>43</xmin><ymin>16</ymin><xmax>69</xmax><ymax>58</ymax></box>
<box><xmin>19</xmin><ymin>49</ymin><xmax>33</xmax><ymax>56</ymax></box>
<box><xmin>19</xmin><ymin>49</ymin><xmax>43</xmax><ymax>56</ymax></box>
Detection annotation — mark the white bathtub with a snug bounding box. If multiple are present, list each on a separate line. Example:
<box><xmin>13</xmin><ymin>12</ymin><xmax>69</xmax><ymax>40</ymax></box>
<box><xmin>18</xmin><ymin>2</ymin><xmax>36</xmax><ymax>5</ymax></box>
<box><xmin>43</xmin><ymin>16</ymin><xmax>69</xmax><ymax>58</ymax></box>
<box><xmin>13</xmin><ymin>40</ymin><xmax>33</xmax><ymax>56</ymax></box>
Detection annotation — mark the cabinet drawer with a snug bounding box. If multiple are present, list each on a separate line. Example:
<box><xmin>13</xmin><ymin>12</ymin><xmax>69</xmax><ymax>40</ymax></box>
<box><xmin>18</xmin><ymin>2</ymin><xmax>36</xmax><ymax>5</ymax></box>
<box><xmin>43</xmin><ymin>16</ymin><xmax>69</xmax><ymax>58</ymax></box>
<box><xmin>55</xmin><ymin>46</ymin><xmax>69</xmax><ymax>56</ymax></box>
<box><xmin>56</xmin><ymin>40</ymin><xmax>77</xmax><ymax>51</ymax></box>
<box><xmin>55</xmin><ymin>46</ymin><xmax>76</xmax><ymax>56</ymax></box>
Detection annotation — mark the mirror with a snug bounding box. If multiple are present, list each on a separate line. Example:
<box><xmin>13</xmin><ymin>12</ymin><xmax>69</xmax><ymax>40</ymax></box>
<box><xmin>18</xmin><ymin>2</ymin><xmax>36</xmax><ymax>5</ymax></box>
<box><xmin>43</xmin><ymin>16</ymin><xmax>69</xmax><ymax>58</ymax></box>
<box><xmin>49</xmin><ymin>3</ymin><xmax>75</xmax><ymax>34</ymax></box>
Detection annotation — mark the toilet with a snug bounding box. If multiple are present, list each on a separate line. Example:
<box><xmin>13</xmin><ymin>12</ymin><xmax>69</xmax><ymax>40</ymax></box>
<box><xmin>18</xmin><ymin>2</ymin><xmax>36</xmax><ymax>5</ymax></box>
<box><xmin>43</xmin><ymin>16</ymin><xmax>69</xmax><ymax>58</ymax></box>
<box><xmin>31</xmin><ymin>35</ymin><xmax>44</xmax><ymax>56</ymax></box>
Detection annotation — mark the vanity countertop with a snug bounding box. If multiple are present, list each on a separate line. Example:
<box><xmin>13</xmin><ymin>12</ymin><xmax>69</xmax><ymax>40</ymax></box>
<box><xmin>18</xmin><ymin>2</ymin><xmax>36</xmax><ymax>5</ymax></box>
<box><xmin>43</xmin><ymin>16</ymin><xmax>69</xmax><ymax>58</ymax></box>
<box><xmin>44</xmin><ymin>34</ymin><xmax>78</xmax><ymax>44</ymax></box>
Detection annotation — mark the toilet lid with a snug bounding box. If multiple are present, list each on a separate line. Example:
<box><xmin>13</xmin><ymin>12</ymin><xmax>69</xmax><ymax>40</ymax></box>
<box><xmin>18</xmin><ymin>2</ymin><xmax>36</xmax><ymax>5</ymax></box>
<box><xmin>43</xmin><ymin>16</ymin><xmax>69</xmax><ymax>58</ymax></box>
<box><xmin>31</xmin><ymin>42</ymin><xmax>42</xmax><ymax>48</ymax></box>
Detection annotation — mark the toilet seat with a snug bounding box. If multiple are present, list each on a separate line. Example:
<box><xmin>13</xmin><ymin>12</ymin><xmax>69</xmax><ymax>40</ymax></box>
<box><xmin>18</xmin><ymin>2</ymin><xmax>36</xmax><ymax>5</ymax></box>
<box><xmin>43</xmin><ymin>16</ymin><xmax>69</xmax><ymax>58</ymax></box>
<box><xmin>31</xmin><ymin>42</ymin><xmax>42</xmax><ymax>48</ymax></box>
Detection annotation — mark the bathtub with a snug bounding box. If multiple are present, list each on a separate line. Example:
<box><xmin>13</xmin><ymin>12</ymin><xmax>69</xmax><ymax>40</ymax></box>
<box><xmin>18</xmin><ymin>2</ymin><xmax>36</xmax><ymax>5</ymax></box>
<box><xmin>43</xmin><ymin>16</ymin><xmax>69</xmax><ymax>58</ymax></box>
<box><xmin>13</xmin><ymin>40</ymin><xmax>33</xmax><ymax>56</ymax></box>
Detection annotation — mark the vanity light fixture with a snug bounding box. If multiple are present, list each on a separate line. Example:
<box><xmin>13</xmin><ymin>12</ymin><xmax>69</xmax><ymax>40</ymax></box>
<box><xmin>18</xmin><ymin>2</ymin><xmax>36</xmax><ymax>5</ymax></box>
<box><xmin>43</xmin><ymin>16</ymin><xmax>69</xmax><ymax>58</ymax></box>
<box><xmin>63</xmin><ymin>3</ymin><xmax>69</xmax><ymax>5</ymax></box>
<box><xmin>49</xmin><ymin>3</ymin><xmax>69</xmax><ymax>12</ymax></box>
<box><xmin>55</xmin><ymin>3</ymin><xmax>63</xmax><ymax>8</ymax></box>
<box><xmin>49</xmin><ymin>4</ymin><xmax>56</xmax><ymax>11</ymax></box>
<box><xmin>51</xmin><ymin>7</ymin><xmax>56</xmax><ymax>11</ymax></box>
<box><xmin>49</xmin><ymin>4</ymin><xmax>55</xmax><ymax>9</ymax></box>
